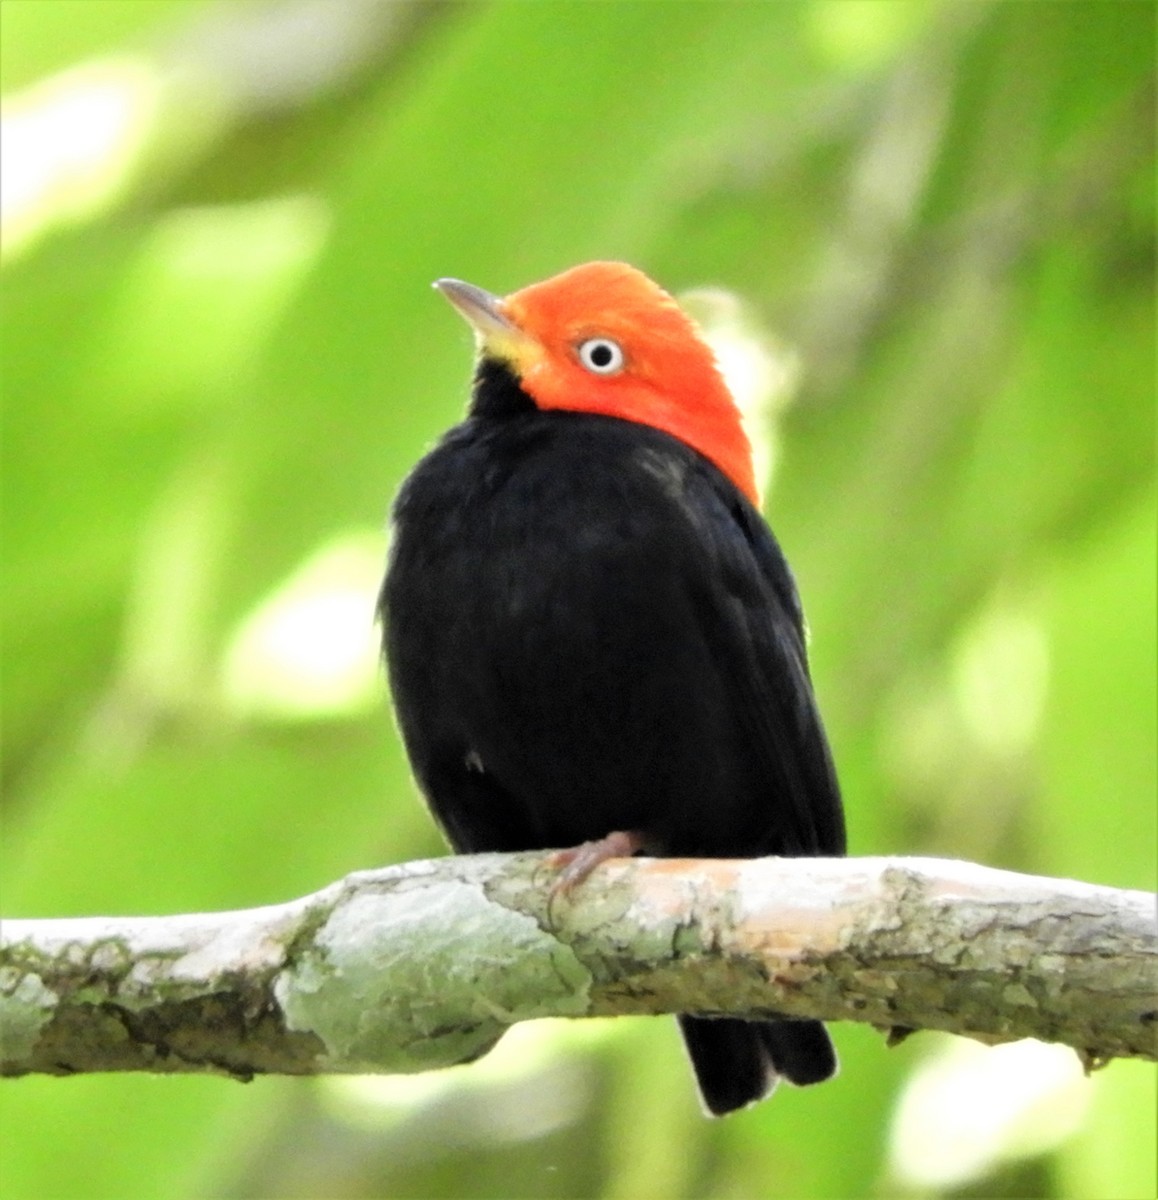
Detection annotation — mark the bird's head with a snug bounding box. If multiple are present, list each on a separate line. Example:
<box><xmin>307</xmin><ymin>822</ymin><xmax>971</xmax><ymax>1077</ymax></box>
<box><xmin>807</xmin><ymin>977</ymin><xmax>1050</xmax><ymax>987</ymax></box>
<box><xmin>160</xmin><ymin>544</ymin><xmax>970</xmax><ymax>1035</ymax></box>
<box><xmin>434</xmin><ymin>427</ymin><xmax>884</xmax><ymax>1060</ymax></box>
<box><xmin>435</xmin><ymin>262</ymin><xmax>758</xmax><ymax>504</ymax></box>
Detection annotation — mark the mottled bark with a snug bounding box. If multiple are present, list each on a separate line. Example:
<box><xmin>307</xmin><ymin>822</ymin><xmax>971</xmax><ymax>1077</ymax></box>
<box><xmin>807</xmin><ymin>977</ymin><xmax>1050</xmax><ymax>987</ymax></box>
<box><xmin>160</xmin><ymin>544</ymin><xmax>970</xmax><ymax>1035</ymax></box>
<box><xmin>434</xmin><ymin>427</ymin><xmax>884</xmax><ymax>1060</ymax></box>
<box><xmin>2</xmin><ymin>854</ymin><xmax>1154</xmax><ymax>1079</ymax></box>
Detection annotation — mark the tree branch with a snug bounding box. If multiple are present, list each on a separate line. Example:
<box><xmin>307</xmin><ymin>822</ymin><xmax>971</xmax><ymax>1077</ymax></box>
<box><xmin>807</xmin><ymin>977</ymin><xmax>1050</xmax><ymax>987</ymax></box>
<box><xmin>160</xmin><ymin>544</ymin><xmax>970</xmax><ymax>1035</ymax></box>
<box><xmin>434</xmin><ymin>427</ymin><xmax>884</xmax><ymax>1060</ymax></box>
<box><xmin>2</xmin><ymin>854</ymin><xmax>1154</xmax><ymax>1079</ymax></box>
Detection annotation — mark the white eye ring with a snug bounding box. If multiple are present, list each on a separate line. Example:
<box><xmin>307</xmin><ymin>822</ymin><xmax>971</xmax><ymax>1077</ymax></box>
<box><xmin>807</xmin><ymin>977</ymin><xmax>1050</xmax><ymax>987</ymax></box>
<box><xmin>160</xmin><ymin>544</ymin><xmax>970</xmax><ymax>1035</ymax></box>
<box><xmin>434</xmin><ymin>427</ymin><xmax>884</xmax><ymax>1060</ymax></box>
<box><xmin>577</xmin><ymin>337</ymin><xmax>625</xmax><ymax>375</ymax></box>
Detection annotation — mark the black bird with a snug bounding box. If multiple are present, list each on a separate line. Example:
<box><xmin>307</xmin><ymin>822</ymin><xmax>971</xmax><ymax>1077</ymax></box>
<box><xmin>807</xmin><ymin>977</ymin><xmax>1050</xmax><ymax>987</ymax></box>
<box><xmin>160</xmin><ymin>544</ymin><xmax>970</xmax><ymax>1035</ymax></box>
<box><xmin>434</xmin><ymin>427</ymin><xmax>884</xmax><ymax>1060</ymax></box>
<box><xmin>379</xmin><ymin>262</ymin><xmax>846</xmax><ymax>1115</ymax></box>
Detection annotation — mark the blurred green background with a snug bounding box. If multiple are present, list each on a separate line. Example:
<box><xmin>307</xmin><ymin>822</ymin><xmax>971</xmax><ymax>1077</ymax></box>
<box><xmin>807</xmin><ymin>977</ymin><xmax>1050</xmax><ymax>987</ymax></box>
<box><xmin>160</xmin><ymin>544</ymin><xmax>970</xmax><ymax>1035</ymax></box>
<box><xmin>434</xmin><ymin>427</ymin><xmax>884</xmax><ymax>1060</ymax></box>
<box><xmin>1</xmin><ymin>1</ymin><xmax>1154</xmax><ymax>1197</ymax></box>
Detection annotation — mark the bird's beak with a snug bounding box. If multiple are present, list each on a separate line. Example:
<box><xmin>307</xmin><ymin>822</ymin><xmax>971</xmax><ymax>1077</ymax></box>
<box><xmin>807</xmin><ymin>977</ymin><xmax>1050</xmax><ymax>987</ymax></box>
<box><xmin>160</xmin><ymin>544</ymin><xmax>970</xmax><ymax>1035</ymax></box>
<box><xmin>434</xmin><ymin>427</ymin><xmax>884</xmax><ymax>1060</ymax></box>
<box><xmin>434</xmin><ymin>278</ymin><xmax>534</xmax><ymax>362</ymax></box>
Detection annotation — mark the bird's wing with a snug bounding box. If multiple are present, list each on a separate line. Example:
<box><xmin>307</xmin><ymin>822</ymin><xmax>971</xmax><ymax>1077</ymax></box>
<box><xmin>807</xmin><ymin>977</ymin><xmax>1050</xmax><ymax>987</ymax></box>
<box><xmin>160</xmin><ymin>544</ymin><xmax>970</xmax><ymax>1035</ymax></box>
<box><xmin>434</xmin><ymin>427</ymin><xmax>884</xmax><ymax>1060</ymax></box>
<box><xmin>684</xmin><ymin>467</ymin><xmax>846</xmax><ymax>856</ymax></box>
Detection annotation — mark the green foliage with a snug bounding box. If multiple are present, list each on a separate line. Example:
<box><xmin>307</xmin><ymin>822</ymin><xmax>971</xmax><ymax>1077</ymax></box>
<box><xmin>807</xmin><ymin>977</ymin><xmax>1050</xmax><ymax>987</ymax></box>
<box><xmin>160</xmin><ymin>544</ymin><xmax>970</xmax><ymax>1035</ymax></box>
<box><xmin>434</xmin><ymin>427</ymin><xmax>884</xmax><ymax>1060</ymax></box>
<box><xmin>1</xmin><ymin>2</ymin><xmax>1153</xmax><ymax>1198</ymax></box>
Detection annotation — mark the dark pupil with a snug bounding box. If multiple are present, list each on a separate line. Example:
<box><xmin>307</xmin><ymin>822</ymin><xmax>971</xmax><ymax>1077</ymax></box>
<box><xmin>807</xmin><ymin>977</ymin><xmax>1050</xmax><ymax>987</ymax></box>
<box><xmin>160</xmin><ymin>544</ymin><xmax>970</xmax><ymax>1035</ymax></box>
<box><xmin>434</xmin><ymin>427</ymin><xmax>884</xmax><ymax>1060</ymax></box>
<box><xmin>589</xmin><ymin>343</ymin><xmax>613</xmax><ymax>368</ymax></box>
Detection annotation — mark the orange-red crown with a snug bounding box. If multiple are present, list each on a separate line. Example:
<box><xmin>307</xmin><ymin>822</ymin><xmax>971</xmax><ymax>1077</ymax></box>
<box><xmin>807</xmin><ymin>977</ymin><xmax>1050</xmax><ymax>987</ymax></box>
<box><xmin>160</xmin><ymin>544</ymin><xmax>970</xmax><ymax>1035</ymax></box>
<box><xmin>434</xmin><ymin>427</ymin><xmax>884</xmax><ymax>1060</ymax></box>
<box><xmin>439</xmin><ymin>262</ymin><xmax>758</xmax><ymax>504</ymax></box>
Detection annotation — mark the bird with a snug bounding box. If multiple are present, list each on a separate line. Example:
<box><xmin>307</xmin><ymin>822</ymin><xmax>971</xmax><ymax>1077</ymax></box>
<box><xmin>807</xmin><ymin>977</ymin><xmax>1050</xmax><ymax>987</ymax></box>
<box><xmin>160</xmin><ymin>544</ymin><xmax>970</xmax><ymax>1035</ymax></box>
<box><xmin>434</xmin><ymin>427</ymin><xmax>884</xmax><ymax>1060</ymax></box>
<box><xmin>378</xmin><ymin>261</ymin><xmax>846</xmax><ymax>1116</ymax></box>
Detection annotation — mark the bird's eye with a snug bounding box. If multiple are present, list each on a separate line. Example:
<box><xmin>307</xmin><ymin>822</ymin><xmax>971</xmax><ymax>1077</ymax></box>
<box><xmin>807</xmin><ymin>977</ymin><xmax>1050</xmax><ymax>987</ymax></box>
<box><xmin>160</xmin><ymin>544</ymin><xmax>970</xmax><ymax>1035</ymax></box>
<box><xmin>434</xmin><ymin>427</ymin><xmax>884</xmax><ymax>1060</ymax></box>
<box><xmin>577</xmin><ymin>338</ymin><xmax>625</xmax><ymax>376</ymax></box>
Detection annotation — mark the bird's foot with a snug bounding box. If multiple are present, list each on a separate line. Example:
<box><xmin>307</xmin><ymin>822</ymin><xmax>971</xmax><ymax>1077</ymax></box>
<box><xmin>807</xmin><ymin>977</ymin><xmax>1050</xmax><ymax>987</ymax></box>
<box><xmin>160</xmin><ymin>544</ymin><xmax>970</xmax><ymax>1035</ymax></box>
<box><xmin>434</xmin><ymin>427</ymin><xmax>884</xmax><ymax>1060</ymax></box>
<box><xmin>547</xmin><ymin>829</ymin><xmax>645</xmax><ymax>900</ymax></box>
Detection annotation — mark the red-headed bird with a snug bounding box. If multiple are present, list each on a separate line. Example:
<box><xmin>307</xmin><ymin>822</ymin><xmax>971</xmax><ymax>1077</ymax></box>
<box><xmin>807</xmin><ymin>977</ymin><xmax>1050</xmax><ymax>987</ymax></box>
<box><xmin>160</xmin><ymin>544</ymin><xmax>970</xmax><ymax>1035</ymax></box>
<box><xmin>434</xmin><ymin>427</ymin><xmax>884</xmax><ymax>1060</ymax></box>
<box><xmin>379</xmin><ymin>262</ymin><xmax>845</xmax><ymax>1115</ymax></box>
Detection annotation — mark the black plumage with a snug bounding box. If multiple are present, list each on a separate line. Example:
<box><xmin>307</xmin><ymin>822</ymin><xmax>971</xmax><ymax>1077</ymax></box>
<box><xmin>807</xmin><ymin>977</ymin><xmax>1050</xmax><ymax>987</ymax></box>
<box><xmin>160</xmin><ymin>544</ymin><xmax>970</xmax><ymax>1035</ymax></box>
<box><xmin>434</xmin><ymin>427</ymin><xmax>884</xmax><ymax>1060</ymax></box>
<box><xmin>379</xmin><ymin>357</ymin><xmax>845</xmax><ymax>1116</ymax></box>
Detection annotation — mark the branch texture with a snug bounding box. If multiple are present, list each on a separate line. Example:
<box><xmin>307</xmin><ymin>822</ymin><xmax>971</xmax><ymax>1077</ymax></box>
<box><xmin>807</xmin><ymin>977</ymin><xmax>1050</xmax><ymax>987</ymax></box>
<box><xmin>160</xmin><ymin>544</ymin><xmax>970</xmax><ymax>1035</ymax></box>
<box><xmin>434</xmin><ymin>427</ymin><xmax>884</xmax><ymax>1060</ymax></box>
<box><xmin>1</xmin><ymin>854</ymin><xmax>1154</xmax><ymax>1079</ymax></box>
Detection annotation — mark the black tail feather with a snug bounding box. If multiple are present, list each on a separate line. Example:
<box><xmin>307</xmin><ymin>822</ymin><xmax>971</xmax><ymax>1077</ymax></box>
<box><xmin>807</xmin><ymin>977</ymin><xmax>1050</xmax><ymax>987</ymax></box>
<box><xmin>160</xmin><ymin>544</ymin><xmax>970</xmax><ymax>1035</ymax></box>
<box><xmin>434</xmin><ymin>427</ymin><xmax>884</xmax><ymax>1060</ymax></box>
<box><xmin>758</xmin><ymin>1018</ymin><xmax>838</xmax><ymax>1085</ymax></box>
<box><xmin>679</xmin><ymin>1016</ymin><xmax>836</xmax><ymax>1116</ymax></box>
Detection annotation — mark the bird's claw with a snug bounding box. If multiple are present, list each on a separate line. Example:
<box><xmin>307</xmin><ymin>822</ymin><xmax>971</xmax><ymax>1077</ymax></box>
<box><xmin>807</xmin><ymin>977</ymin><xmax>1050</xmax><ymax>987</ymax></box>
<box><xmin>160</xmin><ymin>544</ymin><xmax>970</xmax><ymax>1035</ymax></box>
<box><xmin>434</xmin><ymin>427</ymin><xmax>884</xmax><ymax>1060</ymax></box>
<box><xmin>546</xmin><ymin>829</ymin><xmax>645</xmax><ymax>902</ymax></box>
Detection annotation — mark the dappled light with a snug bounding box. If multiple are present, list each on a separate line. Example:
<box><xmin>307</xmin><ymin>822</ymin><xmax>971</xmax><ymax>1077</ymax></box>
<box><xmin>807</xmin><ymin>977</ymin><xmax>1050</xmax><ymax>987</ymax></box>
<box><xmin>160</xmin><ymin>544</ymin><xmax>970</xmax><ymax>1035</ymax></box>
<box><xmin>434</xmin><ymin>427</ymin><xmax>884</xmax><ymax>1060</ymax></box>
<box><xmin>0</xmin><ymin>57</ymin><xmax>160</xmax><ymax>260</ymax></box>
<box><xmin>887</xmin><ymin>1036</ymin><xmax>1092</xmax><ymax>1190</ymax></box>
<box><xmin>220</xmin><ymin>530</ymin><xmax>386</xmax><ymax>720</ymax></box>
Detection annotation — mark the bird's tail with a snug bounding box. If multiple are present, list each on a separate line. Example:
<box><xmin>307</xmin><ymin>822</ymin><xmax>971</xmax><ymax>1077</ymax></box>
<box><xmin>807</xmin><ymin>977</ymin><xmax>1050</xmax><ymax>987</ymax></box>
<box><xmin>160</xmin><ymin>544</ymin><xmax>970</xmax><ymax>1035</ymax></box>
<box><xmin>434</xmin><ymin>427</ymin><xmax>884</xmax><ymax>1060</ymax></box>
<box><xmin>678</xmin><ymin>1015</ymin><xmax>837</xmax><ymax>1117</ymax></box>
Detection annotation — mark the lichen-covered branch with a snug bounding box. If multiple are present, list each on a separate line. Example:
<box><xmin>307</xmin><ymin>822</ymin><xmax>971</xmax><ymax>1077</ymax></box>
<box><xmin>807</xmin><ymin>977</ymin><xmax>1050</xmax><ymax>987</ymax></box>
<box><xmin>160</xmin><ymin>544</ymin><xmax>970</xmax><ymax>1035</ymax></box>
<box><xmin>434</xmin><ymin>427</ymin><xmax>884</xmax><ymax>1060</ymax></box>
<box><xmin>1</xmin><ymin>854</ymin><xmax>1154</xmax><ymax>1079</ymax></box>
